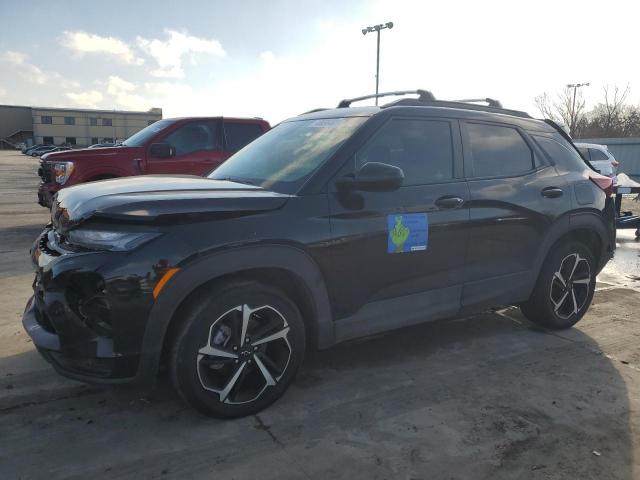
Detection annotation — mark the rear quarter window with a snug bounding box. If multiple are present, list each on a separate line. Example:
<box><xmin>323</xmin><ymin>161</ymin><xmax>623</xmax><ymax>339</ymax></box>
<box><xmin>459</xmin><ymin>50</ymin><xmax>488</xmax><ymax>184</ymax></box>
<box><xmin>533</xmin><ymin>135</ymin><xmax>589</xmax><ymax>172</ymax></box>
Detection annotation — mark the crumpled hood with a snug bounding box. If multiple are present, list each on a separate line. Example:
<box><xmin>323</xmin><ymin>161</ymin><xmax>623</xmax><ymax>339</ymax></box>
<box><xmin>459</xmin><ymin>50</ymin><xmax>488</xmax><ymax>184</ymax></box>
<box><xmin>52</xmin><ymin>175</ymin><xmax>291</xmax><ymax>229</ymax></box>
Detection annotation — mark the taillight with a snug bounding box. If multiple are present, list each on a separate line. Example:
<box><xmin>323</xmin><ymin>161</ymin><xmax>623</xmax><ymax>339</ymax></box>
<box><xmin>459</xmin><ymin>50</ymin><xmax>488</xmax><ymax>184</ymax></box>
<box><xmin>589</xmin><ymin>172</ymin><xmax>613</xmax><ymax>196</ymax></box>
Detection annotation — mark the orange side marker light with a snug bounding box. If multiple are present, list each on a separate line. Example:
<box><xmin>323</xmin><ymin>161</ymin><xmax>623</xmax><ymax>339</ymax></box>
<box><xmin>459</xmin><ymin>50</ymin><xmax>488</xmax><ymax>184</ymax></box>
<box><xmin>153</xmin><ymin>267</ymin><xmax>180</xmax><ymax>299</ymax></box>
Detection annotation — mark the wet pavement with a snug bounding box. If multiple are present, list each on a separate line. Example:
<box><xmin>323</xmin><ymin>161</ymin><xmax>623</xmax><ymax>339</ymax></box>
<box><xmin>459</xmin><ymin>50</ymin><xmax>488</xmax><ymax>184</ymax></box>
<box><xmin>599</xmin><ymin>229</ymin><xmax>640</xmax><ymax>289</ymax></box>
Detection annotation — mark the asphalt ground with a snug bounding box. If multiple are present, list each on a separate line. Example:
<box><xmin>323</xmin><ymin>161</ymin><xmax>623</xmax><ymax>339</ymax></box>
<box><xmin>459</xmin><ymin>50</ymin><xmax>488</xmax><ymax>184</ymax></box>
<box><xmin>1</xmin><ymin>150</ymin><xmax>639</xmax><ymax>479</ymax></box>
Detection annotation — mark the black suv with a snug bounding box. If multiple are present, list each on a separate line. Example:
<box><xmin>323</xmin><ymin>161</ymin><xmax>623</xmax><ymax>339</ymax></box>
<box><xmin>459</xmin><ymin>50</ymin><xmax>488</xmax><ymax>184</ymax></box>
<box><xmin>23</xmin><ymin>90</ymin><xmax>616</xmax><ymax>417</ymax></box>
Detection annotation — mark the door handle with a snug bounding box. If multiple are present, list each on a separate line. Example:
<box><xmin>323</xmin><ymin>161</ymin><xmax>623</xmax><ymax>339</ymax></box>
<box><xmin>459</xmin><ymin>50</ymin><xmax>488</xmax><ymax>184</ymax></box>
<box><xmin>541</xmin><ymin>187</ymin><xmax>563</xmax><ymax>198</ymax></box>
<box><xmin>435</xmin><ymin>195</ymin><xmax>465</xmax><ymax>209</ymax></box>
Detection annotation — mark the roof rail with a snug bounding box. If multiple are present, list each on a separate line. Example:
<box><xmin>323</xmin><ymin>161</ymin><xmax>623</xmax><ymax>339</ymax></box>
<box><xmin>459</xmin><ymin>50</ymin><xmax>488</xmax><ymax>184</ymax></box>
<box><xmin>337</xmin><ymin>90</ymin><xmax>435</xmax><ymax>108</ymax></box>
<box><xmin>329</xmin><ymin>89</ymin><xmax>532</xmax><ymax>119</ymax></box>
<box><xmin>382</xmin><ymin>98</ymin><xmax>531</xmax><ymax>119</ymax></box>
<box><xmin>453</xmin><ymin>98</ymin><xmax>503</xmax><ymax>108</ymax></box>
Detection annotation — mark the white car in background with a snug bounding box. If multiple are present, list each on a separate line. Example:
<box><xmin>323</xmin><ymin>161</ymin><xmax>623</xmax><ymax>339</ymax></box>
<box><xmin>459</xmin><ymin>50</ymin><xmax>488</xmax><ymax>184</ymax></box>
<box><xmin>575</xmin><ymin>142</ymin><xmax>619</xmax><ymax>181</ymax></box>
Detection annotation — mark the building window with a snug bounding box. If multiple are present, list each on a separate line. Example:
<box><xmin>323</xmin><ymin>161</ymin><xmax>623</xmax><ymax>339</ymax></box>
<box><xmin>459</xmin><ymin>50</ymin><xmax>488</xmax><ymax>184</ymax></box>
<box><xmin>64</xmin><ymin>117</ymin><xmax>75</xmax><ymax>125</ymax></box>
<box><xmin>103</xmin><ymin>118</ymin><xmax>113</xmax><ymax>126</ymax></box>
<box><xmin>91</xmin><ymin>137</ymin><xmax>99</xmax><ymax>144</ymax></box>
<box><xmin>43</xmin><ymin>136</ymin><xmax>54</xmax><ymax>144</ymax></box>
<box><xmin>65</xmin><ymin>137</ymin><xmax>76</xmax><ymax>145</ymax></box>
<box><xmin>42</xmin><ymin>116</ymin><xmax>52</xmax><ymax>124</ymax></box>
<box><xmin>90</xmin><ymin>118</ymin><xmax>98</xmax><ymax>126</ymax></box>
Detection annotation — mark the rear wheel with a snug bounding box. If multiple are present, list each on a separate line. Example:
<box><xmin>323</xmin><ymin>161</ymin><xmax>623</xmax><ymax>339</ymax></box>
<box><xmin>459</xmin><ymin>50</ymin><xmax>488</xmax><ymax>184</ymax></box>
<box><xmin>521</xmin><ymin>241</ymin><xmax>596</xmax><ymax>329</ymax></box>
<box><xmin>170</xmin><ymin>282</ymin><xmax>306</xmax><ymax>418</ymax></box>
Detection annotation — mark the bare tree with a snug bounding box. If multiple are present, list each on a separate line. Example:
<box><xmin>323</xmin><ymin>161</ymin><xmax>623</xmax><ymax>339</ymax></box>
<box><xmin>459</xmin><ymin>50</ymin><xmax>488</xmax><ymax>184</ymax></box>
<box><xmin>602</xmin><ymin>84</ymin><xmax>630</xmax><ymax>133</ymax></box>
<box><xmin>622</xmin><ymin>107</ymin><xmax>640</xmax><ymax>137</ymax></box>
<box><xmin>534</xmin><ymin>93</ymin><xmax>557</xmax><ymax>121</ymax></box>
<box><xmin>574</xmin><ymin>85</ymin><xmax>637</xmax><ymax>138</ymax></box>
<box><xmin>534</xmin><ymin>87</ymin><xmax>587</xmax><ymax>137</ymax></box>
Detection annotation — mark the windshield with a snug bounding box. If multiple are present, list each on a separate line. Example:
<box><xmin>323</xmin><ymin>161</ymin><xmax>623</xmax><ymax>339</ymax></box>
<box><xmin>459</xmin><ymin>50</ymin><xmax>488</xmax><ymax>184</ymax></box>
<box><xmin>121</xmin><ymin>119</ymin><xmax>175</xmax><ymax>147</ymax></box>
<box><xmin>209</xmin><ymin>116</ymin><xmax>367</xmax><ymax>193</ymax></box>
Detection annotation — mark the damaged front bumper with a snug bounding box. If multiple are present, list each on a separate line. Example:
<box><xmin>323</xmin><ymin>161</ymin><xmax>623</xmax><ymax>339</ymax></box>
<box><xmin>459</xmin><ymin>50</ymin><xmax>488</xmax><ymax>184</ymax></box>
<box><xmin>22</xmin><ymin>295</ymin><xmax>136</xmax><ymax>382</ymax></box>
<box><xmin>22</xmin><ymin>227</ymin><xmax>153</xmax><ymax>384</ymax></box>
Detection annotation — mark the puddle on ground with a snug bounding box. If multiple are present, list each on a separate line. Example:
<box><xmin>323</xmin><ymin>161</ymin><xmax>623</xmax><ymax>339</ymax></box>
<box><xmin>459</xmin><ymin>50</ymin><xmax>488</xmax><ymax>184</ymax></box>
<box><xmin>597</xmin><ymin>230</ymin><xmax>640</xmax><ymax>291</ymax></box>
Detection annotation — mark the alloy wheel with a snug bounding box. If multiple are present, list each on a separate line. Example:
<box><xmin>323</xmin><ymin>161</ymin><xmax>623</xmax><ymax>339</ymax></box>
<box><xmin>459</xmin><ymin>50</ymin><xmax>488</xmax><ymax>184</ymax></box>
<box><xmin>196</xmin><ymin>304</ymin><xmax>292</xmax><ymax>404</ymax></box>
<box><xmin>549</xmin><ymin>253</ymin><xmax>591</xmax><ymax>320</ymax></box>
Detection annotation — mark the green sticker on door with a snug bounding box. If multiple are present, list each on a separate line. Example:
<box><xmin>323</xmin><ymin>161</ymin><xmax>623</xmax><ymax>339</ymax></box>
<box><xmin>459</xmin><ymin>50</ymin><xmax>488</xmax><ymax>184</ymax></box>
<box><xmin>387</xmin><ymin>213</ymin><xmax>428</xmax><ymax>253</ymax></box>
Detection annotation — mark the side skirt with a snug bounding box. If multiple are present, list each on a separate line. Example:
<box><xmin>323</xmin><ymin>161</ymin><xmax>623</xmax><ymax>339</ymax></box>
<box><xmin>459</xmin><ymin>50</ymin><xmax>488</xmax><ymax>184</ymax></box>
<box><xmin>333</xmin><ymin>285</ymin><xmax>461</xmax><ymax>344</ymax></box>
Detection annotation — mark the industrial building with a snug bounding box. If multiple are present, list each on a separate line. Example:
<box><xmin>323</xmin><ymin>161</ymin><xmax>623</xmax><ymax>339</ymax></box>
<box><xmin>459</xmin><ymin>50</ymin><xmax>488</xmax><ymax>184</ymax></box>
<box><xmin>0</xmin><ymin>104</ymin><xmax>162</xmax><ymax>148</ymax></box>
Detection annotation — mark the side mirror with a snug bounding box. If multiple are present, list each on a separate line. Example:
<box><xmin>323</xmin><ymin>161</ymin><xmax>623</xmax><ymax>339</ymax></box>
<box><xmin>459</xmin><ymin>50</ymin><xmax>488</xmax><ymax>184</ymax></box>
<box><xmin>336</xmin><ymin>162</ymin><xmax>404</xmax><ymax>192</ymax></box>
<box><xmin>149</xmin><ymin>143</ymin><xmax>176</xmax><ymax>158</ymax></box>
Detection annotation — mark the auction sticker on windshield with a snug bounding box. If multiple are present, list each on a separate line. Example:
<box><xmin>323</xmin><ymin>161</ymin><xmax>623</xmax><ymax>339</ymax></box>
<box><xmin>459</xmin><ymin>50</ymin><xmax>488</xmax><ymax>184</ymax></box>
<box><xmin>387</xmin><ymin>213</ymin><xmax>428</xmax><ymax>253</ymax></box>
<box><xmin>309</xmin><ymin>119</ymin><xmax>344</xmax><ymax>128</ymax></box>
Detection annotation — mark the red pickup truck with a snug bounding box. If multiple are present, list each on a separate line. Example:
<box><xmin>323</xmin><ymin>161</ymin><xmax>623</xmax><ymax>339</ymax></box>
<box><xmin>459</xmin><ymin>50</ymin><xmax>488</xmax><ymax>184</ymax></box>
<box><xmin>37</xmin><ymin>116</ymin><xmax>270</xmax><ymax>207</ymax></box>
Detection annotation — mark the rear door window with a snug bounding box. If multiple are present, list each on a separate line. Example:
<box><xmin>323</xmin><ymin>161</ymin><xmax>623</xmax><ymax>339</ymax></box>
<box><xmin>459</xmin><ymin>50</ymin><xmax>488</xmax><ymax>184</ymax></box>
<box><xmin>224</xmin><ymin>123</ymin><xmax>264</xmax><ymax>151</ymax></box>
<box><xmin>355</xmin><ymin>118</ymin><xmax>454</xmax><ymax>185</ymax></box>
<box><xmin>466</xmin><ymin>123</ymin><xmax>533</xmax><ymax>177</ymax></box>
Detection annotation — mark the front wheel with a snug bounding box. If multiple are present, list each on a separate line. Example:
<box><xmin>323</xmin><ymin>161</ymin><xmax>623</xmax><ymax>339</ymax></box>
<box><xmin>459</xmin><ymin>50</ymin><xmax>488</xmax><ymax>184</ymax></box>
<box><xmin>170</xmin><ymin>282</ymin><xmax>306</xmax><ymax>418</ymax></box>
<box><xmin>521</xmin><ymin>241</ymin><xmax>596</xmax><ymax>329</ymax></box>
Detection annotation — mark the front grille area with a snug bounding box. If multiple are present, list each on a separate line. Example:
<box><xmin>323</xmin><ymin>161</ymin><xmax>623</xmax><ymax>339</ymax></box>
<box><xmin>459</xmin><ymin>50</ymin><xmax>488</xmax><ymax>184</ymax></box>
<box><xmin>66</xmin><ymin>273</ymin><xmax>113</xmax><ymax>337</ymax></box>
<box><xmin>39</xmin><ymin>231</ymin><xmax>61</xmax><ymax>257</ymax></box>
<box><xmin>38</xmin><ymin>161</ymin><xmax>53</xmax><ymax>182</ymax></box>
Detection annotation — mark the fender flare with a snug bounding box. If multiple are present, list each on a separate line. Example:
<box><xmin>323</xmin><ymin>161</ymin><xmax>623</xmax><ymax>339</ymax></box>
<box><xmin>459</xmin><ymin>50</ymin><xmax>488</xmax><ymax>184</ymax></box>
<box><xmin>531</xmin><ymin>211</ymin><xmax>611</xmax><ymax>283</ymax></box>
<box><xmin>135</xmin><ymin>244</ymin><xmax>334</xmax><ymax>383</ymax></box>
<box><xmin>568</xmin><ymin>210</ymin><xmax>612</xmax><ymax>272</ymax></box>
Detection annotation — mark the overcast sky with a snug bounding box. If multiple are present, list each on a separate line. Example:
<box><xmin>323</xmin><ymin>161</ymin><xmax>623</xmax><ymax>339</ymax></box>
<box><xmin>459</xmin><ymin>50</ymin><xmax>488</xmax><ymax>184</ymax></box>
<box><xmin>0</xmin><ymin>0</ymin><xmax>638</xmax><ymax>123</ymax></box>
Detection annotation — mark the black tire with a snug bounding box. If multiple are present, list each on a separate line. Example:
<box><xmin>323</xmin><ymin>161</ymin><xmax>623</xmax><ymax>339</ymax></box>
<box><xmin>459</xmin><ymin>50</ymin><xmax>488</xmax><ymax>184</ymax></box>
<box><xmin>170</xmin><ymin>281</ymin><xmax>306</xmax><ymax>418</ymax></box>
<box><xmin>521</xmin><ymin>241</ymin><xmax>596</xmax><ymax>329</ymax></box>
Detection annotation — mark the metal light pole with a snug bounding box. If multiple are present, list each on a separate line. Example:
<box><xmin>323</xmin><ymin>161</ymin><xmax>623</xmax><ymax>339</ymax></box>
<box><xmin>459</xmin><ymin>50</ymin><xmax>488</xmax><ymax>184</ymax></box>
<box><xmin>567</xmin><ymin>82</ymin><xmax>589</xmax><ymax>135</ymax></box>
<box><xmin>362</xmin><ymin>22</ymin><xmax>393</xmax><ymax>105</ymax></box>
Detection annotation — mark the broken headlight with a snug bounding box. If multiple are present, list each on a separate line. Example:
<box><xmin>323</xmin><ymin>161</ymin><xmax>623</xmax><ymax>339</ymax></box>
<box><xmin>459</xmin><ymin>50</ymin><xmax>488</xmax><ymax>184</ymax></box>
<box><xmin>65</xmin><ymin>229</ymin><xmax>160</xmax><ymax>252</ymax></box>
